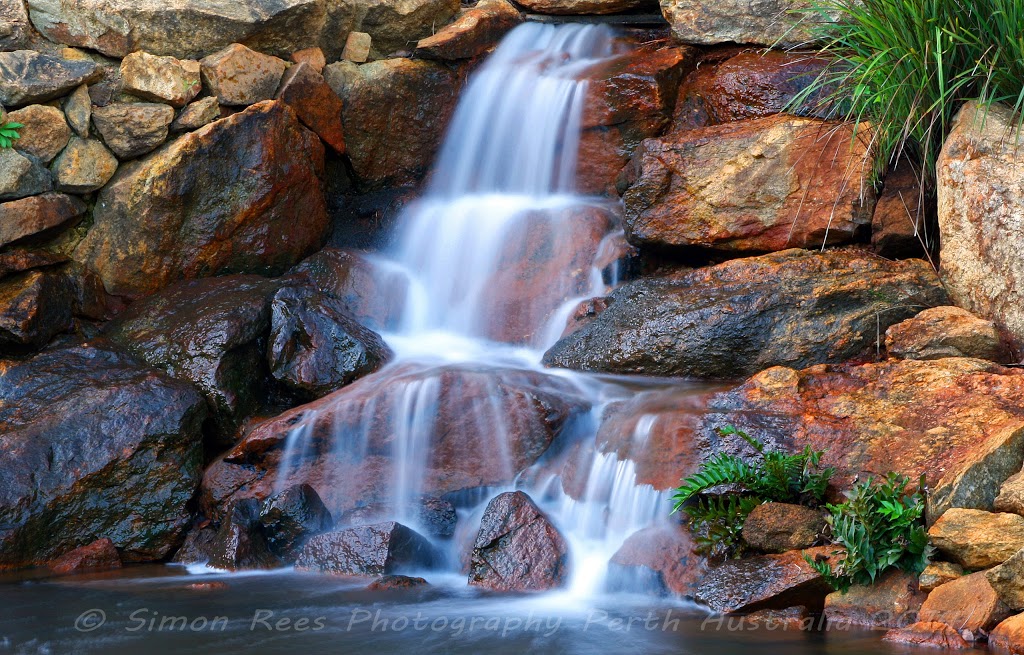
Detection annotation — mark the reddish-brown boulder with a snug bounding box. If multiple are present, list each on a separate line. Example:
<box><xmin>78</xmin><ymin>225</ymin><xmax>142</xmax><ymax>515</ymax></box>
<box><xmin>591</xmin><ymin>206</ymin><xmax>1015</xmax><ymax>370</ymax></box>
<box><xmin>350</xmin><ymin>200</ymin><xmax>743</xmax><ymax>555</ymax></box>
<box><xmin>74</xmin><ymin>100</ymin><xmax>328</xmax><ymax>299</ymax></box>
<box><xmin>929</xmin><ymin>509</ymin><xmax>1024</xmax><ymax>569</ymax></box>
<box><xmin>49</xmin><ymin>538</ymin><xmax>122</xmax><ymax>575</ymax></box>
<box><xmin>991</xmin><ymin>614</ymin><xmax>1024</xmax><ymax>654</ymax></box>
<box><xmin>694</xmin><ymin>546</ymin><xmax>836</xmax><ymax>613</ymax></box>
<box><xmin>883</xmin><ymin>621</ymin><xmax>971</xmax><ymax>650</ymax></box>
<box><xmin>367</xmin><ymin>575</ymin><xmax>430</xmax><ymax>591</ymax></box>
<box><xmin>823</xmin><ymin>570</ymin><xmax>926</xmax><ymax>629</ymax></box>
<box><xmin>512</xmin><ymin>0</ymin><xmax>647</xmax><ymax>14</ymax></box>
<box><xmin>275</xmin><ymin>62</ymin><xmax>346</xmax><ymax>154</ymax></box>
<box><xmin>296</xmin><ymin>522</ymin><xmax>437</xmax><ymax>576</ymax></box>
<box><xmin>0</xmin><ymin>250</ymin><xmax>68</xmax><ymax>281</ymax></box>
<box><xmin>468</xmin><ymin>491</ymin><xmax>570</xmax><ymax>592</ymax></box>
<box><xmin>885</xmin><ymin>306</ymin><xmax>1009</xmax><ymax>363</ymax></box>
<box><xmin>608</xmin><ymin>524</ymin><xmax>705</xmax><ymax>596</ymax></box>
<box><xmin>0</xmin><ymin>269</ymin><xmax>76</xmax><ymax>352</ymax></box>
<box><xmin>919</xmin><ymin>571</ymin><xmax>1012</xmax><ymax>633</ymax></box>
<box><xmin>0</xmin><ymin>193</ymin><xmax>86</xmax><ymax>248</ymax></box>
<box><xmin>622</xmin><ymin>115</ymin><xmax>875</xmax><ymax>252</ymax></box>
<box><xmin>415</xmin><ymin>0</ymin><xmax>521</xmax><ymax>60</ymax></box>
<box><xmin>742</xmin><ymin>502</ymin><xmax>823</xmax><ymax>554</ymax></box>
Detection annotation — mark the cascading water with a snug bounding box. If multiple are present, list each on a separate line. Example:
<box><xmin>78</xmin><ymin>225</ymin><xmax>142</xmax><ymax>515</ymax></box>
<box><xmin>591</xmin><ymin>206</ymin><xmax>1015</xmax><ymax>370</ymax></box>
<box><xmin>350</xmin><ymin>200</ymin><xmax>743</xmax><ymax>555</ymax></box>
<box><xmin>273</xmin><ymin>22</ymin><xmax>683</xmax><ymax>596</ymax></box>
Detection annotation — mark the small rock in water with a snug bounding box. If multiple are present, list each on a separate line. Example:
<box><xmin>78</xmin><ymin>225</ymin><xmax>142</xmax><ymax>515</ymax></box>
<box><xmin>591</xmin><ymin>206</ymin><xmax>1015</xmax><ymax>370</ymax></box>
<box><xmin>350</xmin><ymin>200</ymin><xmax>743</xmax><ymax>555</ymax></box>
<box><xmin>367</xmin><ymin>575</ymin><xmax>430</xmax><ymax>591</ymax></box>
<box><xmin>206</xmin><ymin>499</ymin><xmax>280</xmax><ymax>571</ymax></box>
<box><xmin>883</xmin><ymin>621</ymin><xmax>972</xmax><ymax>650</ymax></box>
<box><xmin>296</xmin><ymin>522</ymin><xmax>438</xmax><ymax>576</ymax></box>
<box><xmin>49</xmin><ymin>538</ymin><xmax>122</xmax><ymax>575</ymax></box>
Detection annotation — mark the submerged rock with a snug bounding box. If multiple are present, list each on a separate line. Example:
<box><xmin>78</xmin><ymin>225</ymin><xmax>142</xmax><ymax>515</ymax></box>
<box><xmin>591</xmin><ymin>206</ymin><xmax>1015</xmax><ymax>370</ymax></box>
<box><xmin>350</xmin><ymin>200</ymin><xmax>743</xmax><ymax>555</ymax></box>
<box><xmin>543</xmin><ymin>249</ymin><xmax>946</xmax><ymax>378</ymax></box>
<box><xmin>607</xmin><ymin>524</ymin><xmax>705</xmax><ymax>596</ymax></box>
<box><xmin>885</xmin><ymin>306</ymin><xmax>1009</xmax><ymax>363</ymax></box>
<box><xmin>48</xmin><ymin>538</ymin><xmax>122</xmax><ymax>575</ymax></box>
<box><xmin>694</xmin><ymin>546</ymin><xmax>835</xmax><ymax>613</ymax></box>
<box><xmin>296</xmin><ymin>522</ymin><xmax>437</xmax><ymax>575</ymax></box>
<box><xmin>883</xmin><ymin>622</ymin><xmax>972</xmax><ymax>650</ymax></box>
<box><xmin>468</xmin><ymin>491</ymin><xmax>570</xmax><ymax>592</ymax></box>
<box><xmin>0</xmin><ymin>342</ymin><xmax>206</xmax><ymax>567</ymax></box>
<box><xmin>823</xmin><ymin>570</ymin><xmax>925</xmax><ymax>629</ymax></box>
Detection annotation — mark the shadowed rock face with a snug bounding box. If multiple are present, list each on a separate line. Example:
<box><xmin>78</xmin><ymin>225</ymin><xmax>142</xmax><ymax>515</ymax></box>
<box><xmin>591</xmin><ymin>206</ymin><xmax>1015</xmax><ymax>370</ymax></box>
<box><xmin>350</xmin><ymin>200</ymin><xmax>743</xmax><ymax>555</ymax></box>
<box><xmin>74</xmin><ymin>100</ymin><xmax>328</xmax><ymax>299</ymax></box>
<box><xmin>0</xmin><ymin>342</ymin><xmax>207</xmax><ymax>568</ymax></box>
<box><xmin>543</xmin><ymin>249</ymin><xmax>947</xmax><ymax>378</ymax></box>
<box><xmin>468</xmin><ymin>491</ymin><xmax>570</xmax><ymax>592</ymax></box>
<box><xmin>296</xmin><ymin>522</ymin><xmax>438</xmax><ymax>575</ymax></box>
<box><xmin>695</xmin><ymin>547</ymin><xmax>837</xmax><ymax>613</ymax></box>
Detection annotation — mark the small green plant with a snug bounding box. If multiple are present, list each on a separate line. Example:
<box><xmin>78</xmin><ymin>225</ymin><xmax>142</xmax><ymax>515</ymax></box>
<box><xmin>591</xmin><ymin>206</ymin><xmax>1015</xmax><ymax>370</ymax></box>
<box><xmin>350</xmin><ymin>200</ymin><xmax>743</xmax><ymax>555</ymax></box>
<box><xmin>808</xmin><ymin>473</ymin><xmax>932</xmax><ymax>593</ymax></box>
<box><xmin>671</xmin><ymin>426</ymin><xmax>834</xmax><ymax>559</ymax></box>
<box><xmin>0</xmin><ymin>121</ymin><xmax>23</xmax><ymax>149</ymax></box>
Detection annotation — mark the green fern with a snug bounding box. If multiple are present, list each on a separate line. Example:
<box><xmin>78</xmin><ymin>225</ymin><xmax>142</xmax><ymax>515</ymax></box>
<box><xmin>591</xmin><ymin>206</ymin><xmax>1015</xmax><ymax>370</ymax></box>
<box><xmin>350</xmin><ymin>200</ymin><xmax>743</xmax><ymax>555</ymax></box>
<box><xmin>0</xmin><ymin>121</ymin><xmax>23</xmax><ymax>149</ymax></box>
<box><xmin>684</xmin><ymin>495</ymin><xmax>762</xmax><ymax>560</ymax></box>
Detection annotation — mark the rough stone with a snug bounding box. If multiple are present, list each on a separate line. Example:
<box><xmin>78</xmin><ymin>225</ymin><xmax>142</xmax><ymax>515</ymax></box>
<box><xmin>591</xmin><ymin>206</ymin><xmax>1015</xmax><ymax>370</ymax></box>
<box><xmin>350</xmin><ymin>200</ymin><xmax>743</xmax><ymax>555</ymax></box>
<box><xmin>51</xmin><ymin>136</ymin><xmax>117</xmax><ymax>193</ymax></box>
<box><xmin>0</xmin><ymin>148</ymin><xmax>52</xmax><ymax>200</ymax></box>
<box><xmin>996</xmin><ymin>471</ymin><xmax>1024</xmax><ymax>516</ymax></box>
<box><xmin>170</xmin><ymin>96</ymin><xmax>220</xmax><ymax>132</ymax></box>
<box><xmin>338</xmin><ymin>497</ymin><xmax>456</xmax><ymax>539</ymax></box>
<box><xmin>661</xmin><ymin>0</ymin><xmax>846</xmax><ymax>48</ymax></box>
<box><xmin>259</xmin><ymin>484</ymin><xmax>333</xmax><ymax>560</ymax></box>
<box><xmin>883</xmin><ymin>622</ymin><xmax>972</xmax><ymax>650</ymax></box>
<box><xmin>7</xmin><ymin>104</ymin><xmax>71</xmax><ymax>163</ymax></box>
<box><xmin>919</xmin><ymin>571</ymin><xmax>1012</xmax><ymax>633</ymax></box>
<box><xmin>694</xmin><ymin>547</ymin><xmax>835</xmax><ymax>613</ymax></box>
<box><xmin>742</xmin><ymin>502</ymin><xmax>823</xmax><ymax>554</ymax></box>
<box><xmin>991</xmin><ymin>614</ymin><xmax>1024</xmax><ymax>655</ymax></box>
<box><xmin>367</xmin><ymin>575</ymin><xmax>429</xmax><ymax>591</ymax></box>
<box><xmin>872</xmin><ymin>159</ymin><xmax>927</xmax><ymax>258</ymax></box>
<box><xmin>342</xmin><ymin>32</ymin><xmax>371</xmax><ymax>63</ymax></box>
<box><xmin>295</xmin><ymin>522</ymin><xmax>437</xmax><ymax>575</ymax></box>
<box><xmin>355</xmin><ymin>0</ymin><xmax>460</xmax><ymax>57</ymax></box>
<box><xmin>91</xmin><ymin>102</ymin><xmax>175</xmax><ymax>159</ymax></box>
<box><xmin>515</xmin><ymin>0</ymin><xmax>647</xmax><ymax>14</ymax></box>
<box><xmin>200</xmin><ymin>43</ymin><xmax>288</xmax><ymax>107</ymax></box>
<box><xmin>275</xmin><ymin>62</ymin><xmax>345</xmax><ymax>154</ymax></box>
<box><xmin>63</xmin><ymin>84</ymin><xmax>91</xmax><ymax>137</ymax></box>
<box><xmin>920</xmin><ymin>561</ymin><xmax>963</xmax><ymax>592</ymax></box>
<box><xmin>206</xmin><ymin>499</ymin><xmax>278</xmax><ymax>571</ymax></box>
<box><xmin>988</xmin><ymin>548</ymin><xmax>1024</xmax><ymax>610</ymax></box>
<box><xmin>929</xmin><ymin>509</ymin><xmax>1024</xmax><ymax>570</ymax></box>
<box><xmin>823</xmin><ymin>570</ymin><xmax>926</xmax><ymax>629</ymax></box>
<box><xmin>0</xmin><ymin>50</ymin><xmax>100</xmax><ymax>107</ymax></box>
<box><xmin>49</xmin><ymin>538</ymin><xmax>122</xmax><ymax>575</ymax></box>
<box><xmin>0</xmin><ymin>250</ymin><xmax>68</xmax><ymax>281</ymax></box>
<box><xmin>886</xmin><ymin>306</ymin><xmax>1009</xmax><ymax>363</ymax></box>
<box><xmin>0</xmin><ymin>270</ymin><xmax>75</xmax><ymax>352</ymax></box>
<box><xmin>120</xmin><ymin>51</ymin><xmax>202</xmax><ymax>107</ymax></box>
<box><xmin>0</xmin><ymin>193</ymin><xmax>84</xmax><ymax>248</ymax></box>
<box><xmin>416</xmin><ymin>0</ymin><xmax>521</xmax><ymax>60</ymax></box>
<box><xmin>290</xmin><ymin>47</ymin><xmax>326</xmax><ymax>72</ymax></box>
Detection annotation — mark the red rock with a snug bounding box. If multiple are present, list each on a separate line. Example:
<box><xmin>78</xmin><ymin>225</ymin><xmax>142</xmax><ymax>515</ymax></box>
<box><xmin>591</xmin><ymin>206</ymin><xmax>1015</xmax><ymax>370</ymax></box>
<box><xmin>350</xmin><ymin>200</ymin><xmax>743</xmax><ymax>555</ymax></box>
<box><xmin>49</xmin><ymin>538</ymin><xmax>122</xmax><ymax>574</ymax></box>
<box><xmin>883</xmin><ymin>621</ymin><xmax>971</xmax><ymax>649</ymax></box>
<box><xmin>290</xmin><ymin>47</ymin><xmax>326</xmax><ymax>73</ymax></box>
<box><xmin>919</xmin><ymin>571</ymin><xmax>1012</xmax><ymax>633</ymax></box>
<box><xmin>200</xmin><ymin>43</ymin><xmax>287</xmax><ymax>106</ymax></box>
<box><xmin>886</xmin><ymin>306</ymin><xmax>1009</xmax><ymax>363</ymax></box>
<box><xmin>415</xmin><ymin>0</ymin><xmax>521</xmax><ymax>60</ymax></box>
<box><xmin>608</xmin><ymin>524</ymin><xmax>705</xmax><ymax>596</ymax></box>
<box><xmin>186</xmin><ymin>581</ymin><xmax>229</xmax><ymax>591</ymax></box>
<box><xmin>367</xmin><ymin>575</ymin><xmax>430</xmax><ymax>591</ymax></box>
<box><xmin>275</xmin><ymin>62</ymin><xmax>345</xmax><ymax>154</ymax></box>
<box><xmin>0</xmin><ymin>193</ymin><xmax>86</xmax><ymax>248</ymax></box>
<box><xmin>991</xmin><ymin>614</ymin><xmax>1024</xmax><ymax>654</ymax></box>
<box><xmin>468</xmin><ymin>491</ymin><xmax>569</xmax><ymax>592</ymax></box>
<box><xmin>0</xmin><ymin>250</ymin><xmax>68</xmax><ymax>280</ymax></box>
<box><xmin>0</xmin><ymin>269</ymin><xmax>75</xmax><ymax>351</ymax></box>
<box><xmin>694</xmin><ymin>546</ymin><xmax>837</xmax><ymax>613</ymax></box>
<box><xmin>823</xmin><ymin>570</ymin><xmax>926</xmax><ymax>629</ymax></box>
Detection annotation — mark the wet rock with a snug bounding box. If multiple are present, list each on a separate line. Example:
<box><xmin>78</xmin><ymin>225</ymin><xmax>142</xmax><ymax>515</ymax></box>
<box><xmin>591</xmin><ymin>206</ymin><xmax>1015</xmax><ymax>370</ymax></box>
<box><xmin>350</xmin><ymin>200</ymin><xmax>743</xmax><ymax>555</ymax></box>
<box><xmin>996</xmin><ymin>472</ymin><xmax>1024</xmax><ymax>516</ymax></box>
<box><xmin>987</xmin><ymin>548</ymin><xmax>1024</xmax><ymax>610</ymax></box>
<box><xmin>672</xmin><ymin>50</ymin><xmax>831</xmax><ymax>130</ymax></box>
<box><xmin>0</xmin><ymin>250</ymin><xmax>68</xmax><ymax>280</ymax></box>
<box><xmin>929</xmin><ymin>509</ymin><xmax>1024</xmax><ymax>569</ymax></box>
<box><xmin>886</xmin><ymin>306</ymin><xmax>1009</xmax><ymax>363</ymax></box>
<box><xmin>543</xmin><ymin>249</ymin><xmax>946</xmax><ymax>378</ymax></box>
<box><xmin>991</xmin><ymin>614</ymin><xmax>1024</xmax><ymax>654</ymax></box>
<box><xmin>415</xmin><ymin>0</ymin><xmax>522</xmax><ymax>60</ymax></box>
<box><xmin>171</xmin><ymin>525</ymin><xmax>219</xmax><ymax>565</ymax></box>
<box><xmin>468</xmin><ymin>491</ymin><xmax>570</xmax><ymax>592</ymax></box>
<box><xmin>0</xmin><ymin>193</ymin><xmax>86</xmax><ymax>249</ymax></box>
<box><xmin>51</xmin><ymin>136</ymin><xmax>118</xmax><ymax>193</ymax></box>
<box><xmin>338</xmin><ymin>497</ymin><xmax>457</xmax><ymax>539</ymax></box>
<box><xmin>200</xmin><ymin>43</ymin><xmax>288</xmax><ymax>107</ymax></box>
<box><xmin>104</xmin><ymin>275</ymin><xmax>282</xmax><ymax>444</ymax></box>
<box><xmin>259</xmin><ymin>484</ymin><xmax>333</xmax><ymax>559</ymax></box>
<box><xmin>367</xmin><ymin>575</ymin><xmax>429</xmax><ymax>591</ymax></box>
<box><xmin>170</xmin><ymin>96</ymin><xmax>220</xmax><ymax>133</ymax></box>
<box><xmin>63</xmin><ymin>84</ymin><xmax>91</xmax><ymax>137</ymax></box>
<box><xmin>324</xmin><ymin>58</ymin><xmax>463</xmax><ymax>188</ymax></box>
<box><xmin>207</xmin><ymin>499</ymin><xmax>279</xmax><ymax>571</ymax></box>
<box><xmin>920</xmin><ymin>561</ymin><xmax>963</xmax><ymax>592</ymax></box>
<box><xmin>919</xmin><ymin>571</ymin><xmax>1012</xmax><ymax>633</ymax></box>
<box><xmin>872</xmin><ymin>159</ymin><xmax>927</xmax><ymax>258</ymax></box>
<box><xmin>7</xmin><ymin>104</ymin><xmax>71</xmax><ymax>163</ymax></box>
<box><xmin>120</xmin><ymin>51</ymin><xmax>202</xmax><ymax>108</ymax></box>
<box><xmin>355</xmin><ymin>0</ymin><xmax>460</xmax><ymax>57</ymax></box>
<box><xmin>25</xmin><ymin>0</ymin><xmax>327</xmax><ymax>59</ymax></box>
<box><xmin>742</xmin><ymin>502</ymin><xmax>823</xmax><ymax>554</ymax></box>
<box><xmin>560</xmin><ymin>296</ymin><xmax>612</xmax><ymax>339</ymax></box>
<box><xmin>0</xmin><ymin>50</ymin><xmax>100</xmax><ymax>107</ymax></box>
<box><xmin>622</xmin><ymin>116</ymin><xmax>875</xmax><ymax>252</ymax></box>
<box><xmin>49</xmin><ymin>538</ymin><xmax>122</xmax><ymax>575</ymax></box>
<box><xmin>0</xmin><ymin>270</ymin><xmax>75</xmax><ymax>352</ymax></box>
<box><xmin>290</xmin><ymin>47</ymin><xmax>326</xmax><ymax>73</ymax></box>
<box><xmin>74</xmin><ymin>100</ymin><xmax>328</xmax><ymax>298</ymax></box>
<box><xmin>91</xmin><ymin>102</ymin><xmax>176</xmax><ymax>159</ymax></box>
<box><xmin>661</xmin><ymin>0</ymin><xmax>845</xmax><ymax>47</ymax></box>
<box><xmin>275</xmin><ymin>62</ymin><xmax>345</xmax><ymax>154</ymax></box>
<box><xmin>607</xmin><ymin>524</ymin><xmax>704</xmax><ymax>596</ymax></box>
<box><xmin>0</xmin><ymin>149</ymin><xmax>52</xmax><ymax>200</ymax></box>
<box><xmin>296</xmin><ymin>522</ymin><xmax>437</xmax><ymax>575</ymax></box>
<box><xmin>939</xmin><ymin>101</ymin><xmax>1024</xmax><ymax>348</ymax></box>
<box><xmin>515</xmin><ymin>0</ymin><xmax>647</xmax><ymax>14</ymax></box>
<box><xmin>0</xmin><ymin>342</ymin><xmax>206</xmax><ymax>566</ymax></box>
<box><xmin>823</xmin><ymin>570</ymin><xmax>925</xmax><ymax>629</ymax></box>
<box><xmin>694</xmin><ymin>547</ymin><xmax>835</xmax><ymax>613</ymax></box>
<box><xmin>883</xmin><ymin>621</ymin><xmax>972</xmax><ymax>650</ymax></box>
<box><xmin>268</xmin><ymin>284</ymin><xmax>392</xmax><ymax>400</ymax></box>
<box><xmin>740</xmin><ymin>607</ymin><xmax>812</xmax><ymax>631</ymax></box>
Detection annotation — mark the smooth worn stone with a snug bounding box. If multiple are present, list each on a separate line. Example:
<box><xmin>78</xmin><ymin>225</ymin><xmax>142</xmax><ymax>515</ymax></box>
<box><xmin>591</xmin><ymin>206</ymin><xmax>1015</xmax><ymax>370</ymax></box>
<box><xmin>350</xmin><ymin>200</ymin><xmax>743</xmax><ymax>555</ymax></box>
<box><xmin>49</xmin><ymin>538</ymin><xmax>122</xmax><ymax>575</ymax></box>
<box><xmin>694</xmin><ymin>547</ymin><xmax>835</xmax><ymax>613</ymax></box>
<box><xmin>515</xmin><ymin>0</ymin><xmax>647</xmax><ymax>14</ymax></box>
<box><xmin>742</xmin><ymin>502</ymin><xmax>823</xmax><ymax>554</ymax></box>
<box><xmin>0</xmin><ymin>192</ymin><xmax>86</xmax><ymax>248</ymax></box>
<box><xmin>275</xmin><ymin>62</ymin><xmax>345</xmax><ymax>154</ymax></box>
<box><xmin>259</xmin><ymin>484</ymin><xmax>333</xmax><ymax>560</ymax></box>
<box><xmin>991</xmin><ymin>614</ymin><xmax>1024</xmax><ymax>655</ymax></box>
<box><xmin>0</xmin><ymin>50</ymin><xmax>100</xmax><ymax>107</ymax></box>
<box><xmin>0</xmin><ymin>270</ymin><xmax>75</xmax><ymax>351</ymax></box>
<box><xmin>290</xmin><ymin>47</ymin><xmax>326</xmax><ymax>72</ymax></box>
<box><xmin>607</xmin><ymin>524</ymin><xmax>705</xmax><ymax>596</ymax></box>
<box><xmin>295</xmin><ymin>522</ymin><xmax>437</xmax><ymax>575</ymax></box>
<box><xmin>0</xmin><ymin>149</ymin><xmax>52</xmax><ymax>201</ymax></box>
<box><xmin>661</xmin><ymin>0</ymin><xmax>845</xmax><ymax>47</ymax></box>
<box><xmin>542</xmin><ymin>249</ymin><xmax>947</xmax><ymax>378</ymax></box>
<box><xmin>51</xmin><ymin>136</ymin><xmax>117</xmax><ymax>193</ymax></box>
<box><xmin>929</xmin><ymin>509</ymin><xmax>1024</xmax><ymax>570</ymax></box>
<box><xmin>988</xmin><ymin>548</ymin><xmax>1024</xmax><ymax>610</ymax></box>
<box><xmin>342</xmin><ymin>32</ymin><xmax>371</xmax><ymax>63</ymax></box>
<box><xmin>120</xmin><ymin>51</ymin><xmax>202</xmax><ymax>107</ymax></box>
<box><xmin>468</xmin><ymin>491</ymin><xmax>570</xmax><ymax>592</ymax></box>
<box><xmin>7</xmin><ymin>104</ymin><xmax>71</xmax><ymax>163</ymax></box>
<box><xmin>170</xmin><ymin>96</ymin><xmax>220</xmax><ymax>132</ymax></box>
<box><xmin>104</xmin><ymin>275</ymin><xmax>283</xmax><ymax>444</ymax></box>
<box><xmin>63</xmin><ymin>84</ymin><xmax>91</xmax><ymax>137</ymax></box>
<box><xmin>0</xmin><ymin>342</ymin><xmax>206</xmax><ymax>566</ymax></box>
<box><xmin>872</xmin><ymin>159</ymin><xmax>927</xmax><ymax>258</ymax></box>
<box><xmin>267</xmin><ymin>284</ymin><xmax>392</xmax><ymax>401</ymax></box>
<box><xmin>996</xmin><ymin>471</ymin><xmax>1024</xmax><ymax>516</ymax></box>
<box><xmin>939</xmin><ymin>101</ymin><xmax>1024</xmax><ymax>348</ymax></box>
<box><xmin>200</xmin><ymin>43</ymin><xmax>288</xmax><ymax>107</ymax></box>
<box><xmin>919</xmin><ymin>571</ymin><xmax>1012</xmax><ymax>633</ymax></box>
<box><xmin>367</xmin><ymin>575</ymin><xmax>429</xmax><ymax>591</ymax></box>
<box><xmin>886</xmin><ymin>306</ymin><xmax>1009</xmax><ymax>363</ymax></box>
<box><xmin>74</xmin><ymin>100</ymin><xmax>328</xmax><ymax>298</ymax></box>
<box><xmin>325</xmin><ymin>58</ymin><xmax>463</xmax><ymax>188</ymax></box>
<box><xmin>415</xmin><ymin>0</ymin><xmax>522</xmax><ymax>60</ymax></box>
<box><xmin>91</xmin><ymin>102</ymin><xmax>175</xmax><ymax>159</ymax></box>
<box><xmin>356</xmin><ymin>0</ymin><xmax>460</xmax><ymax>58</ymax></box>
<box><xmin>823</xmin><ymin>570</ymin><xmax>926</xmax><ymax>629</ymax></box>
<box><xmin>25</xmin><ymin>0</ymin><xmax>326</xmax><ymax>60</ymax></box>
<box><xmin>883</xmin><ymin>622</ymin><xmax>972</xmax><ymax>650</ymax></box>
<box><xmin>920</xmin><ymin>561</ymin><xmax>963</xmax><ymax>592</ymax></box>
<box><xmin>673</xmin><ymin>50</ymin><xmax>831</xmax><ymax>130</ymax></box>
<box><xmin>622</xmin><ymin>115</ymin><xmax>875</xmax><ymax>252</ymax></box>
